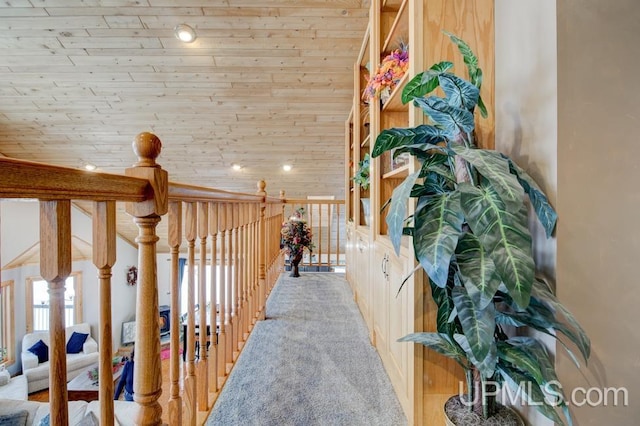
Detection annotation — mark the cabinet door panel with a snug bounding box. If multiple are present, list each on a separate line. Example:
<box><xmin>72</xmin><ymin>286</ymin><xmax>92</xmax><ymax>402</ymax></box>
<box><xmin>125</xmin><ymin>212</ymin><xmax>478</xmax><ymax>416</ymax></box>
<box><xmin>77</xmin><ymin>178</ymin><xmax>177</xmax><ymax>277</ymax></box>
<box><xmin>355</xmin><ymin>232</ymin><xmax>371</xmax><ymax>330</ymax></box>
<box><xmin>373</xmin><ymin>247</ymin><xmax>389</xmax><ymax>351</ymax></box>
<box><xmin>387</xmin><ymin>254</ymin><xmax>409</xmax><ymax>387</ymax></box>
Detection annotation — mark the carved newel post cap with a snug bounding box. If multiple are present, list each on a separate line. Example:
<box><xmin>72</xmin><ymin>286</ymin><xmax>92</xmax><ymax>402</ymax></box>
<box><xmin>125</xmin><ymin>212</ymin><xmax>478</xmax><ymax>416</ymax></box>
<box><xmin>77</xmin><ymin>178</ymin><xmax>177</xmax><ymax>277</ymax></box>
<box><xmin>279</xmin><ymin>190</ymin><xmax>285</xmax><ymax>199</ymax></box>
<box><xmin>257</xmin><ymin>179</ymin><xmax>267</xmax><ymax>195</ymax></box>
<box><xmin>133</xmin><ymin>132</ymin><xmax>162</xmax><ymax>167</ymax></box>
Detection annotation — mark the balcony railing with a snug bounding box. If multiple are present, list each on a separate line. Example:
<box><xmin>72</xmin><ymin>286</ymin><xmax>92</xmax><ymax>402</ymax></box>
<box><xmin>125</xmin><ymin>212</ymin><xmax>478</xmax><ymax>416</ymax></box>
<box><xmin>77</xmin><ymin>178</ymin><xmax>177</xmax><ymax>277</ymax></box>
<box><xmin>0</xmin><ymin>132</ymin><xmax>345</xmax><ymax>425</ymax></box>
<box><xmin>32</xmin><ymin>304</ymin><xmax>74</xmax><ymax>332</ymax></box>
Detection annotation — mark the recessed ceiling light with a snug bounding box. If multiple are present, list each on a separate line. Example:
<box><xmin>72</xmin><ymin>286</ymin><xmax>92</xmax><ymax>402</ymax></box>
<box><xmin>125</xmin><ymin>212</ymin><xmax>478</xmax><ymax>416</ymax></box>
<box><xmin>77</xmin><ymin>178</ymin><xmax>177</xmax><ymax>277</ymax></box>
<box><xmin>174</xmin><ymin>24</ymin><xmax>197</xmax><ymax>43</ymax></box>
<box><xmin>232</xmin><ymin>164</ymin><xmax>242</xmax><ymax>171</ymax></box>
<box><xmin>84</xmin><ymin>163</ymin><xmax>97</xmax><ymax>171</ymax></box>
<box><xmin>283</xmin><ymin>164</ymin><xmax>292</xmax><ymax>172</ymax></box>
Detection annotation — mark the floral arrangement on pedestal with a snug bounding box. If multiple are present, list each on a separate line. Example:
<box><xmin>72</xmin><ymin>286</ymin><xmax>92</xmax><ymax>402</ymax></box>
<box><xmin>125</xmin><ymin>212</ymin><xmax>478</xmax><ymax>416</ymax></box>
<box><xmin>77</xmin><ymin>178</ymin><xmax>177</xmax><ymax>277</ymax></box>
<box><xmin>362</xmin><ymin>44</ymin><xmax>409</xmax><ymax>104</ymax></box>
<box><xmin>281</xmin><ymin>208</ymin><xmax>314</xmax><ymax>277</ymax></box>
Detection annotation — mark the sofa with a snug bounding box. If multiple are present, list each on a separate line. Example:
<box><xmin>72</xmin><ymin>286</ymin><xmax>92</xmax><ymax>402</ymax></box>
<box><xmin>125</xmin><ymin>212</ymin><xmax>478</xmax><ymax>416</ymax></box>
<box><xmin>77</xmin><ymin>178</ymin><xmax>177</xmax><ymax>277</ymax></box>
<box><xmin>21</xmin><ymin>323</ymin><xmax>99</xmax><ymax>393</ymax></box>
<box><xmin>0</xmin><ymin>375</ymin><xmax>28</xmax><ymax>400</ymax></box>
<box><xmin>0</xmin><ymin>399</ymin><xmax>139</xmax><ymax>425</ymax></box>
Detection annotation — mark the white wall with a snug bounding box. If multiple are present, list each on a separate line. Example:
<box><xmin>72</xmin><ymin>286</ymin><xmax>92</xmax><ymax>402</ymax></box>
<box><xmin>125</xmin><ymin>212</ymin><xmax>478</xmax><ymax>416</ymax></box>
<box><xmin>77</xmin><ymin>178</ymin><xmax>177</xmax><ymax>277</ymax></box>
<box><xmin>495</xmin><ymin>1</ymin><xmax>557</xmax><ymax>425</ymax></box>
<box><xmin>1</xmin><ymin>200</ymin><xmax>138</xmax><ymax>375</ymax></box>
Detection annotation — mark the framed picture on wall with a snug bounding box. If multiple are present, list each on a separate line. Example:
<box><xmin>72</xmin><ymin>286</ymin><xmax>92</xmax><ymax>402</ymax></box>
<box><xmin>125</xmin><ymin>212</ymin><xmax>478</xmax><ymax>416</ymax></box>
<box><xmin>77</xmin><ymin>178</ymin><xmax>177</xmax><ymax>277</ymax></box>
<box><xmin>121</xmin><ymin>321</ymin><xmax>136</xmax><ymax>346</ymax></box>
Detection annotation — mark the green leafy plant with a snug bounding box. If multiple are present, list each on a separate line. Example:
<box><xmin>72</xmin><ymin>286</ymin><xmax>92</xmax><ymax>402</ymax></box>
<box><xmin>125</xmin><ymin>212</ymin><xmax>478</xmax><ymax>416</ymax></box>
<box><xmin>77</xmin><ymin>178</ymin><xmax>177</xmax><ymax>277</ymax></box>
<box><xmin>372</xmin><ymin>32</ymin><xmax>590</xmax><ymax>424</ymax></box>
<box><xmin>352</xmin><ymin>153</ymin><xmax>370</xmax><ymax>190</ymax></box>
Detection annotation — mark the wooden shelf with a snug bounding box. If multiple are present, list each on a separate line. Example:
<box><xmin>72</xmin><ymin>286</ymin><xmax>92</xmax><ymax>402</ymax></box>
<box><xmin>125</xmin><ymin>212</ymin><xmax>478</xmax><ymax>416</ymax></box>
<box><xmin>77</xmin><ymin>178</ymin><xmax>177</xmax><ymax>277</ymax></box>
<box><xmin>382</xmin><ymin>72</ymin><xmax>410</xmax><ymax>113</ymax></box>
<box><xmin>382</xmin><ymin>0</ymin><xmax>409</xmax><ymax>52</ymax></box>
<box><xmin>382</xmin><ymin>0</ymin><xmax>405</xmax><ymax>10</ymax></box>
<box><xmin>358</xmin><ymin>25</ymin><xmax>371</xmax><ymax>67</ymax></box>
<box><xmin>382</xmin><ymin>164</ymin><xmax>410</xmax><ymax>179</ymax></box>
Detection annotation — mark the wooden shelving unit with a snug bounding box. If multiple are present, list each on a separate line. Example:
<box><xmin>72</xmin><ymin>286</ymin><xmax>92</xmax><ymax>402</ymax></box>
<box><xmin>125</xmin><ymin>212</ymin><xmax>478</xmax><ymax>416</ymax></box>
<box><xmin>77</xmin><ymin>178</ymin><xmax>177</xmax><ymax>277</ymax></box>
<box><xmin>345</xmin><ymin>1</ymin><xmax>494</xmax><ymax>424</ymax></box>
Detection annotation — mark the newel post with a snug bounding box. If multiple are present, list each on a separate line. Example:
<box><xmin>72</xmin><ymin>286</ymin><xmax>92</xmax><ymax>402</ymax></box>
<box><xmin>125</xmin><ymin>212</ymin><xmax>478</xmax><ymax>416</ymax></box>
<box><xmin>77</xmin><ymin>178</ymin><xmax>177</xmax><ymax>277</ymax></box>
<box><xmin>279</xmin><ymin>190</ymin><xmax>286</xmax><ymax>219</ymax></box>
<box><xmin>125</xmin><ymin>132</ymin><xmax>168</xmax><ymax>425</ymax></box>
<box><xmin>257</xmin><ymin>180</ymin><xmax>267</xmax><ymax>320</ymax></box>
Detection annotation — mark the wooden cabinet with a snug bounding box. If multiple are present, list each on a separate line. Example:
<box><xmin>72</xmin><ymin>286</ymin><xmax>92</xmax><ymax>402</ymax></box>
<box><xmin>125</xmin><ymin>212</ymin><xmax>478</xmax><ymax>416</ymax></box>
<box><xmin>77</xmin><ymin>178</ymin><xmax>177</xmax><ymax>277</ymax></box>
<box><xmin>372</xmin><ymin>241</ymin><xmax>414</xmax><ymax>413</ymax></box>
<box><xmin>354</xmin><ymin>228</ymin><xmax>372</xmax><ymax>334</ymax></box>
<box><xmin>345</xmin><ymin>222</ymin><xmax>356</xmax><ymax>290</ymax></box>
<box><xmin>346</xmin><ymin>0</ymin><xmax>494</xmax><ymax>424</ymax></box>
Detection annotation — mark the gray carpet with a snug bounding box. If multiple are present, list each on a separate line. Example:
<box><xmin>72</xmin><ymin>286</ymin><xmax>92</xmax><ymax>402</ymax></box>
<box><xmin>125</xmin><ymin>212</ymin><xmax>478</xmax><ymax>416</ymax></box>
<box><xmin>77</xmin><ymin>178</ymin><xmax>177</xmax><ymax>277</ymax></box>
<box><xmin>206</xmin><ymin>272</ymin><xmax>407</xmax><ymax>426</ymax></box>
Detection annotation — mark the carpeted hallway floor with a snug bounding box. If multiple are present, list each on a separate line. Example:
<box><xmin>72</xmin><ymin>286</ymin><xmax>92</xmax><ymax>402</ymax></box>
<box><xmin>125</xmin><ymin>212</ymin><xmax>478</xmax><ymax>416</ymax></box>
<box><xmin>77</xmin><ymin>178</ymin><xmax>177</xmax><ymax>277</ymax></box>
<box><xmin>206</xmin><ymin>272</ymin><xmax>407</xmax><ymax>426</ymax></box>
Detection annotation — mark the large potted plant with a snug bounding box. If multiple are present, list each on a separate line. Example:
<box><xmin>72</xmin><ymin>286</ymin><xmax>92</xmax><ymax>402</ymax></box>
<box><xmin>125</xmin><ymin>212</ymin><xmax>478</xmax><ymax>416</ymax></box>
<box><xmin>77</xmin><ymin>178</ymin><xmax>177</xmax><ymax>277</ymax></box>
<box><xmin>372</xmin><ymin>33</ymin><xmax>590</xmax><ymax>425</ymax></box>
<box><xmin>352</xmin><ymin>153</ymin><xmax>371</xmax><ymax>226</ymax></box>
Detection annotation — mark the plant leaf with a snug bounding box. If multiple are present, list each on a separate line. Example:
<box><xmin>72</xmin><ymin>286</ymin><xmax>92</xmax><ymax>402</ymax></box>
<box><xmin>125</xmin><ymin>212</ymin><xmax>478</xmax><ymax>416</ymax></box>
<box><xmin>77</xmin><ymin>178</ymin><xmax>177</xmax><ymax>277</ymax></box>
<box><xmin>399</xmin><ymin>332</ymin><xmax>467</xmax><ymax>369</ymax></box>
<box><xmin>498</xmin><ymin>341</ymin><xmax>548</xmax><ymax>387</ymax></box>
<box><xmin>502</xmin><ymin>155</ymin><xmax>558</xmax><ymax>238</ymax></box>
<box><xmin>386</xmin><ymin>172</ymin><xmax>420</xmax><ymax>255</ymax></box>
<box><xmin>497</xmin><ymin>364</ymin><xmax>566</xmax><ymax>426</ymax></box>
<box><xmin>452</xmin><ymin>146</ymin><xmax>524</xmax><ymax>212</ymax></box>
<box><xmin>372</xmin><ymin>125</ymin><xmax>447</xmax><ymax>157</ymax></box>
<box><xmin>495</xmin><ymin>307</ymin><xmax>582</xmax><ymax>370</ymax></box>
<box><xmin>531</xmin><ymin>278</ymin><xmax>591</xmax><ymax>361</ymax></box>
<box><xmin>444</xmin><ymin>31</ymin><xmax>480</xmax><ymax>88</ymax></box>
<box><xmin>506</xmin><ymin>337</ymin><xmax>567</xmax><ymax>404</ymax></box>
<box><xmin>413</xmin><ymin>191</ymin><xmax>464</xmax><ymax>287</ymax></box>
<box><xmin>454</xmin><ymin>333</ymin><xmax>497</xmax><ymax>379</ymax></box>
<box><xmin>414</xmin><ymin>97</ymin><xmax>475</xmax><ymax>138</ymax></box>
<box><xmin>401</xmin><ymin>61</ymin><xmax>454</xmax><ymax>104</ymax></box>
<box><xmin>439</xmin><ymin>73</ymin><xmax>480</xmax><ymax>111</ymax></box>
<box><xmin>456</xmin><ymin>232</ymin><xmax>500</xmax><ymax>309</ymax></box>
<box><xmin>429</xmin><ymin>277</ymin><xmax>457</xmax><ymax>337</ymax></box>
<box><xmin>460</xmin><ymin>183</ymin><xmax>534</xmax><ymax>308</ymax></box>
<box><xmin>451</xmin><ymin>286</ymin><xmax>495</xmax><ymax>363</ymax></box>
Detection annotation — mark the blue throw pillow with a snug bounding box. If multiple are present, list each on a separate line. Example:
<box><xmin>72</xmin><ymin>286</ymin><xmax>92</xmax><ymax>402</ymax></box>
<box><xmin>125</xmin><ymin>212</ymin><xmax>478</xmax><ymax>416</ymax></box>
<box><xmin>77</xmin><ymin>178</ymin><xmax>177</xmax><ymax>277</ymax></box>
<box><xmin>0</xmin><ymin>410</ymin><xmax>28</xmax><ymax>426</ymax></box>
<box><xmin>66</xmin><ymin>331</ymin><xmax>89</xmax><ymax>354</ymax></box>
<box><xmin>27</xmin><ymin>339</ymin><xmax>48</xmax><ymax>364</ymax></box>
<box><xmin>37</xmin><ymin>414</ymin><xmax>49</xmax><ymax>426</ymax></box>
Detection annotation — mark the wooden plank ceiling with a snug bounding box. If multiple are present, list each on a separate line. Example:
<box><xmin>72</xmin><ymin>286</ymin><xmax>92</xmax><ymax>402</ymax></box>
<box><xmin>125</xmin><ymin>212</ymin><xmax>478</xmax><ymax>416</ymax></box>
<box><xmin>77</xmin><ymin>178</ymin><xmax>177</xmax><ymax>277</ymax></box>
<box><xmin>0</xmin><ymin>0</ymin><xmax>369</xmax><ymax>251</ymax></box>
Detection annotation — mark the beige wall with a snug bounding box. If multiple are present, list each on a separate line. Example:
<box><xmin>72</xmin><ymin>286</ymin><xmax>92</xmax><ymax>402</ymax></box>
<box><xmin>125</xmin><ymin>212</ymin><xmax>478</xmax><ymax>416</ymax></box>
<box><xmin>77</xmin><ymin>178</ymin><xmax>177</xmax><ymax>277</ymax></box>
<box><xmin>557</xmin><ymin>0</ymin><xmax>640</xmax><ymax>424</ymax></box>
<box><xmin>495</xmin><ymin>1</ymin><xmax>557</xmax><ymax>424</ymax></box>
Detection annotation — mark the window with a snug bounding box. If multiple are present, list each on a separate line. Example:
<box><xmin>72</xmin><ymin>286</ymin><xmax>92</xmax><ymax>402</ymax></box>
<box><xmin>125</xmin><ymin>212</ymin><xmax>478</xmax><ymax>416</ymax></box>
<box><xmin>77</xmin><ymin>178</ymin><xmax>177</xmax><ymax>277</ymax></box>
<box><xmin>26</xmin><ymin>272</ymin><xmax>82</xmax><ymax>333</ymax></box>
<box><xmin>0</xmin><ymin>280</ymin><xmax>15</xmax><ymax>365</ymax></box>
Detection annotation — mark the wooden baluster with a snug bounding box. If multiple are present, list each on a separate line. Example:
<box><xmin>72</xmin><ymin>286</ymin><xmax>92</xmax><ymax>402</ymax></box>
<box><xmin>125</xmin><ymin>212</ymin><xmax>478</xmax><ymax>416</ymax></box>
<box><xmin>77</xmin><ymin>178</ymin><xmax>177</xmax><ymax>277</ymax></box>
<box><xmin>253</xmin><ymin>206</ymin><xmax>258</xmax><ymax>322</ymax></box>
<box><xmin>225</xmin><ymin>203</ymin><xmax>234</xmax><ymax>364</ymax></box>
<box><xmin>247</xmin><ymin>205</ymin><xmax>255</xmax><ymax>326</ymax></box>
<box><xmin>93</xmin><ymin>200</ymin><xmax>116</xmax><ymax>426</ymax></box>
<box><xmin>336</xmin><ymin>204</ymin><xmax>341</xmax><ymax>268</ymax></box>
<box><xmin>242</xmin><ymin>204</ymin><xmax>250</xmax><ymax>342</ymax></box>
<box><xmin>40</xmin><ymin>200</ymin><xmax>71</xmax><ymax>426</ymax></box>
<box><xmin>217</xmin><ymin>203</ymin><xmax>227</xmax><ymax>377</ymax></box>
<box><xmin>125</xmin><ymin>132</ymin><xmax>168</xmax><ymax>426</ymax></box>
<box><xmin>197</xmin><ymin>202</ymin><xmax>209</xmax><ymax>411</ymax></box>
<box><xmin>237</xmin><ymin>204</ymin><xmax>244</xmax><ymax>344</ymax></box>
<box><xmin>232</xmin><ymin>203</ymin><xmax>240</xmax><ymax>354</ymax></box>
<box><xmin>320</xmin><ymin>202</ymin><xmax>324</xmax><ymax>268</ymax></box>
<box><xmin>252</xmin><ymin>204</ymin><xmax>259</xmax><ymax>323</ymax></box>
<box><xmin>184</xmin><ymin>202</ymin><xmax>197</xmax><ymax>426</ymax></box>
<box><xmin>237</xmin><ymin>203</ymin><xmax>245</xmax><ymax>348</ymax></box>
<box><xmin>168</xmin><ymin>201</ymin><xmax>183</xmax><ymax>426</ymax></box>
<box><xmin>208</xmin><ymin>202</ymin><xmax>219</xmax><ymax>392</ymax></box>
<box><xmin>257</xmin><ymin>181</ymin><xmax>267</xmax><ymax>321</ymax></box>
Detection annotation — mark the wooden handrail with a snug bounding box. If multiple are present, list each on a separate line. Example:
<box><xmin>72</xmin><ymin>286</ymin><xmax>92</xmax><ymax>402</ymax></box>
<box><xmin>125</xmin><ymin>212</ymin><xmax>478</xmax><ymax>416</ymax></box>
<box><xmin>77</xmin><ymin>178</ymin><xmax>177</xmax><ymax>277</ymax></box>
<box><xmin>0</xmin><ymin>157</ymin><xmax>150</xmax><ymax>201</ymax></box>
<box><xmin>169</xmin><ymin>182</ymin><xmax>282</xmax><ymax>203</ymax></box>
<box><xmin>281</xmin><ymin>198</ymin><xmax>345</xmax><ymax>205</ymax></box>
